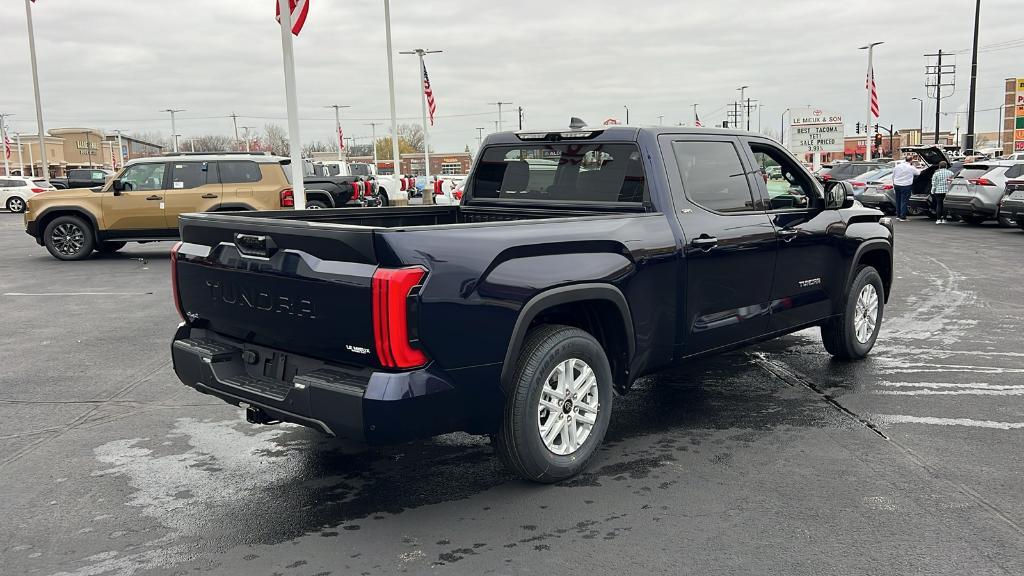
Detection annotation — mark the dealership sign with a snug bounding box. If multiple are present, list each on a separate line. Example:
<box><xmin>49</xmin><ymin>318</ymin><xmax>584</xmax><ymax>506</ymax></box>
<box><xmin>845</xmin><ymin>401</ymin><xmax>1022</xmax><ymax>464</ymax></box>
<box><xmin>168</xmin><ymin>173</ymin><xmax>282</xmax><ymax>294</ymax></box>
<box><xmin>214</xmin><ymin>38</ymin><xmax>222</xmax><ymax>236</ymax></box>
<box><xmin>1016</xmin><ymin>79</ymin><xmax>1024</xmax><ymax>152</ymax></box>
<box><xmin>788</xmin><ymin>108</ymin><xmax>844</xmax><ymax>154</ymax></box>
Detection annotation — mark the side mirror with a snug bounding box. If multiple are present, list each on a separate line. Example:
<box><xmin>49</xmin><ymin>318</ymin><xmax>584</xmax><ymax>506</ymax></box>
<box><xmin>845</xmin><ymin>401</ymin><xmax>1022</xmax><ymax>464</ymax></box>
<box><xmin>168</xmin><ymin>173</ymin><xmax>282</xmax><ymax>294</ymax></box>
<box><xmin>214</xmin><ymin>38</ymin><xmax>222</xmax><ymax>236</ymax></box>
<box><xmin>824</xmin><ymin>180</ymin><xmax>855</xmax><ymax>210</ymax></box>
<box><xmin>112</xmin><ymin>179</ymin><xmax>125</xmax><ymax>195</ymax></box>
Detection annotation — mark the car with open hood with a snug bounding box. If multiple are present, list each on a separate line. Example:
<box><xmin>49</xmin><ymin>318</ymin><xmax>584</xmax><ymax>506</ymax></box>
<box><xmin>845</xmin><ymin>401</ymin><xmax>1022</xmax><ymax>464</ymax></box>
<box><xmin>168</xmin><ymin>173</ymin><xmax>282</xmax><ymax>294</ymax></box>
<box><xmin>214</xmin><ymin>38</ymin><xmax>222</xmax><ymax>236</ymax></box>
<box><xmin>904</xmin><ymin>145</ymin><xmax>953</xmax><ymax>217</ymax></box>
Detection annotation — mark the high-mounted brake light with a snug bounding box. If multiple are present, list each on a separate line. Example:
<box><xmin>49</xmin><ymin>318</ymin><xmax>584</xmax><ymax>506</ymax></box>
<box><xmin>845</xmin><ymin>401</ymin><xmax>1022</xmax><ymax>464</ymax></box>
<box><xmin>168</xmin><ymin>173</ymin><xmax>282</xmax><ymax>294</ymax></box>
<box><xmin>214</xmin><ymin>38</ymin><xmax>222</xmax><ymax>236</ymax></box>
<box><xmin>372</xmin><ymin>266</ymin><xmax>429</xmax><ymax>369</ymax></box>
<box><xmin>517</xmin><ymin>133</ymin><xmax>548</xmax><ymax>140</ymax></box>
<box><xmin>280</xmin><ymin>188</ymin><xmax>295</xmax><ymax>207</ymax></box>
<box><xmin>170</xmin><ymin>241</ymin><xmax>186</xmax><ymax>321</ymax></box>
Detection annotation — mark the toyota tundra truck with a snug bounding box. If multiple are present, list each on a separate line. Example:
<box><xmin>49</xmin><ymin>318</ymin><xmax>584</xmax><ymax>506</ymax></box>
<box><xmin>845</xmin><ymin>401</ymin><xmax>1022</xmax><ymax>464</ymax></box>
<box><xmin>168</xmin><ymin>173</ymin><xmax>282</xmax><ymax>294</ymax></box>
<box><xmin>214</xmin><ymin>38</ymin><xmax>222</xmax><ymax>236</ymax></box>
<box><xmin>170</xmin><ymin>125</ymin><xmax>894</xmax><ymax>482</ymax></box>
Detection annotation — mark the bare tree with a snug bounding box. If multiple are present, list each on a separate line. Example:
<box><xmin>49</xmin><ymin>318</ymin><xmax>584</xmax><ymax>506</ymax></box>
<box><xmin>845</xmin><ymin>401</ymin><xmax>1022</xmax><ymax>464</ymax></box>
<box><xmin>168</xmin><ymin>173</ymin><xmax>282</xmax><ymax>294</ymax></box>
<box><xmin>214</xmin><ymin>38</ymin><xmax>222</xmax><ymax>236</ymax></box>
<box><xmin>301</xmin><ymin>140</ymin><xmax>337</xmax><ymax>157</ymax></box>
<box><xmin>190</xmin><ymin>134</ymin><xmax>233</xmax><ymax>152</ymax></box>
<box><xmin>264</xmin><ymin>123</ymin><xmax>289</xmax><ymax>156</ymax></box>
<box><xmin>374</xmin><ymin>124</ymin><xmax>427</xmax><ymax>159</ymax></box>
<box><xmin>129</xmin><ymin>131</ymin><xmax>171</xmax><ymax>150</ymax></box>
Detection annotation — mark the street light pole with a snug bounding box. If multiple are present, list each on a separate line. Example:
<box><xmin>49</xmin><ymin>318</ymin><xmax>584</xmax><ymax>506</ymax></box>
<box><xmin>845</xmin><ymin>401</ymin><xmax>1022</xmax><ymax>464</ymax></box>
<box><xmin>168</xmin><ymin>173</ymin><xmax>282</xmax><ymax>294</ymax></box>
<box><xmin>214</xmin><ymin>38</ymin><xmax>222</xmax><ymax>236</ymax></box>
<box><xmin>780</xmin><ymin>109</ymin><xmax>790</xmax><ymax>145</ymax></box>
<box><xmin>241</xmin><ymin>126</ymin><xmax>255</xmax><ymax>152</ymax></box>
<box><xmin>366</xmin><ymin>122</ymin><xmax>379</xmax><ymax>167</ymax></box>
<box><xmin>382</xmin><ymin>0</ymin><xmax>403</xmax><ymax>188</ymax></box>
<box><xmin>964</xmin><ymin>0</ymin><xmax>982</xmax><ymax>154</ymax></box>
<box><xmin>623</xmin><ymin>105</ymin><xmax>630</xmax><ymax>124</ymax></box>
<box><xmin>325</xmin><ymin>104</ymin><xmax>351</xmax><ymax>161</ymax></box>
<box><xmin>737</xmin><ymin>86</ymin><xmax>749</xmax><ymax>130</ymax></box>
<box><xmin>859</xmin><ymin>42</ymin><xmax>883</xmax><ymax>160</ymax></box>
<box><xmin>911</xmin><ymin>97</ymin><xmax>924</xmax><ymax>144</ymax></box>
<box><xmin>24</xmin><ymin>0</ymin><xmax>48</xmax><ymax>178</ymax></box>
<box><xmin>162</xmin><ymin>109</ymin><xmax>184</xmax><ymax>152</ymax></box>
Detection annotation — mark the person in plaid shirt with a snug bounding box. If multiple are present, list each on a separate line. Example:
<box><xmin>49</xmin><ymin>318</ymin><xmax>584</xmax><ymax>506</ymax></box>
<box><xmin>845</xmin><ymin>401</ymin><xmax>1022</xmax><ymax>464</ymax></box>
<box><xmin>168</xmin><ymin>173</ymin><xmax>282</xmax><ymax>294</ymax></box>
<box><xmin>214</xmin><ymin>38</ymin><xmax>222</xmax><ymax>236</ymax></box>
<box><xmin>930</xmin><ymin>161</ymin><xmax>954</xmax><ymax>224</ymax></box>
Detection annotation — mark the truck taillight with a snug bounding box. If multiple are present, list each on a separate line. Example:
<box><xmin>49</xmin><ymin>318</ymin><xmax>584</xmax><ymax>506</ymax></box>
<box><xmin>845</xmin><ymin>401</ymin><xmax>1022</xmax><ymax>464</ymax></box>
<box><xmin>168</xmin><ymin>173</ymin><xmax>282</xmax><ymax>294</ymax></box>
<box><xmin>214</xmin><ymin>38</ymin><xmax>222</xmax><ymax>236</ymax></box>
<box><xmin>170</xmin><ymin>241</ymin><xmax>186</xmax><ymax>322</ymax></box>
<box><xmin>280</xmin><ymin>188</ymin><xmax>295</xmax><ymax>207</ymax></box>
<box><xmin>372</xmin><ymin>266</ymin><xmax>428</xmax><ymax>369</ymax></box>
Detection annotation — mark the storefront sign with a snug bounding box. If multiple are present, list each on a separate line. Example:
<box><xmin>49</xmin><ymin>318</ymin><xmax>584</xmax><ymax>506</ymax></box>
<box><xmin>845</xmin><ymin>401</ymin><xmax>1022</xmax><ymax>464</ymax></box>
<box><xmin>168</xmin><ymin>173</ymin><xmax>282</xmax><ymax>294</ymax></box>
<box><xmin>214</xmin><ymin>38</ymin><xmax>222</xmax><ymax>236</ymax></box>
<box><xmin>788</xmin><ymin>108</ymin><xmax>844</xmax><ymax>154</ymax></box>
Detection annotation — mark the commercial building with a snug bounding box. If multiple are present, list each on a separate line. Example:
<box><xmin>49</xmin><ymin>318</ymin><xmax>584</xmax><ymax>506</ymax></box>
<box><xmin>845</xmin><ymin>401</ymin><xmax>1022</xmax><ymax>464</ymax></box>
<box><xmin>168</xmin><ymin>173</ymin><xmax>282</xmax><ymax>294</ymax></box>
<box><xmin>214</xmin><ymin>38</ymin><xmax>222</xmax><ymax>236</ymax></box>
<box><xmin>1005</xmin><ymin>77</ymin><xmax>1024</xmax><ymax>156</ymax></box>
<box><xmin>310</xmin><ymin>151</ymin><xmax>473</xmax><ymax>176</ymax></box>
<box><xmin>2</xmin><ymin>128</ymin><xmax>162</xmax><ymax>177</ymax></box>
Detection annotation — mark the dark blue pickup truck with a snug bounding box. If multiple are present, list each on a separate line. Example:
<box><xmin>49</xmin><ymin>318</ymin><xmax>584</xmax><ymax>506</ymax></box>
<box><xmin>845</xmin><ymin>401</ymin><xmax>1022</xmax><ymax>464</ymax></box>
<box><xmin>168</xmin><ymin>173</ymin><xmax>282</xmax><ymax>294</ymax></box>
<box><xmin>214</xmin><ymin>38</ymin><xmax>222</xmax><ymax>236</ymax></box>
<box><xmin>170</xmin><ymin>125</ymin><xmax>894</xmax><ymax>482</ymax></box>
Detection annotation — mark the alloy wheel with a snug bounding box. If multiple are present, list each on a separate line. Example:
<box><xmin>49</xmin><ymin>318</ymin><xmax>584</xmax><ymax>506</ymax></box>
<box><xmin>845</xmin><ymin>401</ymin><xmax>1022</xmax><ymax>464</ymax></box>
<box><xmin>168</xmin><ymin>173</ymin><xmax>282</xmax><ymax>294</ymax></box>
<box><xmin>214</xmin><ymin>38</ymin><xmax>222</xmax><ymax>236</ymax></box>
<box><xmin>853</xmin><ymin>284</ymin><xmax>879</xmax><ymax>344</ymax></box>
<box><xmin>52</xmin><ymin>222</ymin><xmax>86</xmax><ymax>257</ymax></box>
<box><xmin>8</xmin><ymin>198</ymin><xmax>25</xmax><ymax>212</ymax></box>
<box><xmin>537</xmin><ymin>358</ymin><xmax>600</xmax><ymax>456</ymax></box>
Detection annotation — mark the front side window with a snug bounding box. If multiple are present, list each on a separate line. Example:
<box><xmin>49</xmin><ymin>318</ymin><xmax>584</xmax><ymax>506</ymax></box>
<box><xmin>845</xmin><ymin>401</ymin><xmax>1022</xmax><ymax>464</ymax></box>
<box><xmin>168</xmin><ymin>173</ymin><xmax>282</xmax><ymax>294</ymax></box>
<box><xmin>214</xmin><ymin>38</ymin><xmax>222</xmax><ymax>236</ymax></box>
<box><xmin>120</xmin><ymin>163</ymin><xmax>166</xmax><ymax>191</ymax></box>
<box><xmin>672</xmin><ymin>140</ymin><xmax>755</xmax><ymax>213</ymax></box>
<box><xmin>219</xmin><ymin>161</ymin><xmax>262</xmax><ymax>184</ymax></box>
<box><xmin>470</xmin><ymin>142</ymin><xmax>647</xmax><ymax>203</ymax></box>
<box><xmin>748</xmin><ymin>142</ymin><xmax>819</xmax><ymax>210</ymax></box>
<box><xmin>169</xmin><ymin>162</ymin><xmax>211</xmax><ymax>190</ymax></box>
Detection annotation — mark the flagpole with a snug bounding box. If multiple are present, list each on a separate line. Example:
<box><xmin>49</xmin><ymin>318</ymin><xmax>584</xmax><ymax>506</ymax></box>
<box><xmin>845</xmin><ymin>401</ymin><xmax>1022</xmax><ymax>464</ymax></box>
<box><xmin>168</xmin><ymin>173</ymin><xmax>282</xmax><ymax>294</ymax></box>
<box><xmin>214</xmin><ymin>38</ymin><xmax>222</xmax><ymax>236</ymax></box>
<box><xmin>417</xmin><ymin>51</ymin><xmax>432</xmax><ymax>203</ymax></box>
<box><xmin>860</xmin><ymin>42</ymin><xmax>883</xmax><ymax>161</ymax></box>
<box><xmin>278</xmin><ymin>0</ymin><xmax>305</xmax><ymax>209</ymax></box>
<box><xmin>24</xmin><ymin>0</ymin><xmax>48</xmax><ymax>178</ymax></box>
<box><xmin>2</xmin><ymin>121</ymin><xmax>9</xmax><ymax>176</ymax></box>
<box><xmin>17</xmin><ymin>133</ymin><xmax>24</xmax><ymax>176</ymax></box>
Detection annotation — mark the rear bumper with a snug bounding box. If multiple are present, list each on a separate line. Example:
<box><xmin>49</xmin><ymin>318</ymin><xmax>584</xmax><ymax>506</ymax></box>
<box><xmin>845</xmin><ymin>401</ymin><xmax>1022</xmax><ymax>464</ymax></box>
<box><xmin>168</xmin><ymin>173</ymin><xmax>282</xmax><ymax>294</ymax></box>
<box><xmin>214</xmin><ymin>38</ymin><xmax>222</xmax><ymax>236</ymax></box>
<box><xmin>908</xmin><ymin>194</ymin><xmax>931</xmax><ymax>210</ymax></box>
<box><xmin>944</xmin><ymin>196</ymin><xmax>995</xmax><ymax>218</ymax></box>
<box><xmin>1002</xmin><ymin>198</ymin><xmax>1024</xmax><ymax>221</ymax></box>
<box><xmin>171</xmin><ymin>325</ymin><xmax>463</xmax><ymax>444</ymax></box>
<box><xmin>859</xmin><ymin>193</ymin><xmax>895</xmax><ymax>211</ymax></box>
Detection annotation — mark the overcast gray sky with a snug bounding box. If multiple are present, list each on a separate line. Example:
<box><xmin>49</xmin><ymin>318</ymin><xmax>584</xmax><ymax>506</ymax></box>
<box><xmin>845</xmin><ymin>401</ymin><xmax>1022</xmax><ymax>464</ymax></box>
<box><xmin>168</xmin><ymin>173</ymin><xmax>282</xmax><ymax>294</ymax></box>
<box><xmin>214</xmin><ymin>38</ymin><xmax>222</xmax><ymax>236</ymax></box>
<box><xmin>2</xmin><ymin>0</ymin><xmax>1022</xmax><ymax>152</ymax></box>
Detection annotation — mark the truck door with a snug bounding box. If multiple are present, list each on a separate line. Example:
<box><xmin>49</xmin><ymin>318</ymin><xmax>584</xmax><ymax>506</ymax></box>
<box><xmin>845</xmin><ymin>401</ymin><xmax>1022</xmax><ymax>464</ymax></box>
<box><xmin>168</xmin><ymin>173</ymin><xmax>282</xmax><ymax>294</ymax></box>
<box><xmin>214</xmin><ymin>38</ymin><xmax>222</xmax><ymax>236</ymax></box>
<box><xmin>661</xmin><ymin>135</ymin><xmax>778</xmax><ymax>355</ymax></box>
<box><xmin>741</xmin><ymin>137</ymin><xmax>843</xmax><ymax>333</ymax></box>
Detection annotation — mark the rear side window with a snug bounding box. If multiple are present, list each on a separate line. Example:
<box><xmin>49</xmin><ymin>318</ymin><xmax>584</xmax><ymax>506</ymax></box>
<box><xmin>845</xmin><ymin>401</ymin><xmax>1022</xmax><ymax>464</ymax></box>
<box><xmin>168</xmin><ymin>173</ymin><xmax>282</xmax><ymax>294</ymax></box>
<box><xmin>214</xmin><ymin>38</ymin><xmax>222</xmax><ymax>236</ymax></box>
<box><xmin>957</xmin><ymin>166</ymin><xmax>990</xmax><ymax>180</ymax></box>
<box><xmin>1003</xmin><ymin>164</ymin><xmax>1024</xmax><ymax>179</ymax></box>
<box><xmin>219</xmin><ymin>161</ymin><xmax>262</xmax><ymax>184</ymax></box>
<box><xmin>470</xmin><ymin>143</ymin><xmax>647</xmax><ymax>203</ymax></box>
<box><xmin>673</xmin><ymin>140</ymin><xmax>756</xmax><ymax>213</ymax></box>
<box><xmin>169</xmin><ymin>162</ymin><xmax>212</xmax><ymax>190</ymax></box>
<box><xmin>6</xmin><ymin>179</ymin><xmax>27</xmax><ymax>187</ymax></box>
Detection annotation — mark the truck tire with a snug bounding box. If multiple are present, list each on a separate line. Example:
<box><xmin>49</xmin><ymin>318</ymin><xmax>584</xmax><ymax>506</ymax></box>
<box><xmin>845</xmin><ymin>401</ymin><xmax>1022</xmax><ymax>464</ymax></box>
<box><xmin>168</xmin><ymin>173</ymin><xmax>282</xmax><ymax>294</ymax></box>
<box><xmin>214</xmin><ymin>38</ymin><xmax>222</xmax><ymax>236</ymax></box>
<box><xmin>821</xmin><ymin>266</ymin><xmax>884</xmax><ymax>360</ymax></box>
<box><xmin>494</xmin><ymin>324</ymin><xmax>613</xmax><ymax>483</ymax></box>
<box><xmin>305</xmin><ymin>200</ymin><xmax>328</xmax><ymax>209</ymax></box>
<box><xmin>96</xmin><ymin>241</ymin><xmax>127</xmax><ymax>254</ymax></box>
<box><xmin>43</xmin><ymin>215</ymin><xmax>95</xmax><ymax>261</ymax></box>
<box><xmin>379</xmin><ymin>190</ymin><xmax>390</xmax><ymax>207</ymax></box>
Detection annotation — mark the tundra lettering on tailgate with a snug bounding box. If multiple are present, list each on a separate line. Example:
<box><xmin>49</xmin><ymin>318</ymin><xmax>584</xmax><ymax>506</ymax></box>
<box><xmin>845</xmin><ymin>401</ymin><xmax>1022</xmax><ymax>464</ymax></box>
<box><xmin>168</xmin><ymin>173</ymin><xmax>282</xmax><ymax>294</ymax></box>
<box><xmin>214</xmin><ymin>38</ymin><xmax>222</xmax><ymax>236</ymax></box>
<box><xmin>205</xmin><ymin>280</ymin><xmax>316</xmax><ymax>319</ymax></box>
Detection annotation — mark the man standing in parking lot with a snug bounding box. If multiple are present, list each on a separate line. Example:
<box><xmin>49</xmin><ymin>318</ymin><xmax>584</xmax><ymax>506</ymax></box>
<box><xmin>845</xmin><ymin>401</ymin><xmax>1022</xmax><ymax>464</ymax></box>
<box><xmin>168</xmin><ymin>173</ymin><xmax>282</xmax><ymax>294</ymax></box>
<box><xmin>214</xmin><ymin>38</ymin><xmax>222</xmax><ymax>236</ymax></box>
<box><xmin>930</xmin><ymin>160</ymin><xmax>953</xmax><ymax>224</ymax></box>
<box><xmin>892</xmin><ymin>154</ymin><xmax>921</xmax><ymax>221</ymax></box>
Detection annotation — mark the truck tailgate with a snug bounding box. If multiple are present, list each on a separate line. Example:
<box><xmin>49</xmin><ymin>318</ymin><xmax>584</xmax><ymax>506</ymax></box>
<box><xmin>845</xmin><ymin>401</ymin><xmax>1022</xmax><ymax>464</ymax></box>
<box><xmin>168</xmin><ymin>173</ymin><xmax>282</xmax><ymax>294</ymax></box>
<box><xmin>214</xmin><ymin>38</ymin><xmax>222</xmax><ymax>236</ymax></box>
<box><xmin>174</xmin><ymin>213</ymin><xmax>381</xmax><ymax>367</ymax></box>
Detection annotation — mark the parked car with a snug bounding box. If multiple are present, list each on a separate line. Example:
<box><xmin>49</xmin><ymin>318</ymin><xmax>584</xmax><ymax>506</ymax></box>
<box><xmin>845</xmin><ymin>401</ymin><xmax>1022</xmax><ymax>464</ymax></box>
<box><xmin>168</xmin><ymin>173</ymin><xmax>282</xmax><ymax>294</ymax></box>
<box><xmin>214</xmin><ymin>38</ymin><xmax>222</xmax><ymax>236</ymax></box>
<box><xmin>998</xmin><ymin>177</ymin><xmax>1024</xmax><ymax>229</ymax></box>
<box><xmin>904</xmin><ymin>145</ymin><xmax>953</xmax><ymax>217</ymax></box>
<box><xmin>816</xmin><ymin>161</ymin><xmax>886</xmax><ymax>183</ymax></box>
<box><xmin>943</xmin><ymin>161</ymin><xmax>1024</xmax><ymax>226</ymax></box>
<box><xmin>1</xmin><ymin>176</ymin><xmax>55</xmax><ymax>213</ymax></box>
<box><xmin>169</xmin><ymin>125</ymin><xmax>894</xmax><ymax>482</ymax></box>
<box><xmin>25</xmin><ymin>153</ymin><xmax>300</xmax><ymax>260</ymax></box>
<box><xmin>846</xmin><ymin>167</ymin><xmax>893</xmax><ymax>197</ymax></box>
<box><xmin>49</xmin><ymin>168</ymin><xmax>113</xmax><ymax>189</ymax></box>
<box><xmin>858</xmin><ymin>174</ymin><xmax>896</xmax><ymax>214</ymax></box>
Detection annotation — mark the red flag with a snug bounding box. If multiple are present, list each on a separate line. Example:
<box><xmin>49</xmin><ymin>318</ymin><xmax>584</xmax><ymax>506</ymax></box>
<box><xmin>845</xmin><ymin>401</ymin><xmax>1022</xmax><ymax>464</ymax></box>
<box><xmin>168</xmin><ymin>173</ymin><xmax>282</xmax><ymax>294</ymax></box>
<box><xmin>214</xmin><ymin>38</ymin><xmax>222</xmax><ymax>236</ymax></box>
<box><xmin>275</xmin><ymin>0</ymin><xmax>308</xmax><ymax>36</ymax></box>
<box><xmin>422</xmin><ymin>63</ymin><xmax>436</xmax><ymax>126</ymax></box>
<box><xmin>867</xmin><ymin>66</ymin><xmax>879</xmax><ymax>118</ymax></box>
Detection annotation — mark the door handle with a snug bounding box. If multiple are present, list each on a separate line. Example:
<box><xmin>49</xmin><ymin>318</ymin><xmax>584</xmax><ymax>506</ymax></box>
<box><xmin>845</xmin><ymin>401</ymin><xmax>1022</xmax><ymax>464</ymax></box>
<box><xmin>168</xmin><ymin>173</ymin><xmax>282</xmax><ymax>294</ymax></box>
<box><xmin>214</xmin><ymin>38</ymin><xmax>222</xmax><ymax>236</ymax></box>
<box><xmin>201</xmin><ymin>194</ymin><xmax>218</xmax><ymax>199</ymax></box>
<box><xmin>145</xmin><ymin>195</ymin><xmax>162</xmax><ymax>201</ymax></box>
<box><xmin>778</xmin><ymin>228</ymin><xmax>799</xmax><ymax>242</ymax></box>
<box><xmin>691</xmin><ymin>236</ymin><xmax>718</xmax><ymax>251</ymax></box>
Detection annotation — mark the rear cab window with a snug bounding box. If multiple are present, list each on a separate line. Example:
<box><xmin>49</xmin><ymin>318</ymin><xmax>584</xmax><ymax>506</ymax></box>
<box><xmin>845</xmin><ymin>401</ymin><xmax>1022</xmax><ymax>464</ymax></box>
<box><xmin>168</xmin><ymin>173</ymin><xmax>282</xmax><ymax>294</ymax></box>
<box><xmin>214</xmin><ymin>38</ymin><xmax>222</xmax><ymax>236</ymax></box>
<box><xmin>169</xmin><ymin>162</ymin><xmax>213</xmax><ymax>190</ymax></box>
<box><xmin>468</xmin><ymin>142</ymin><xmax>648</xmax><ymax>204</ymax></box>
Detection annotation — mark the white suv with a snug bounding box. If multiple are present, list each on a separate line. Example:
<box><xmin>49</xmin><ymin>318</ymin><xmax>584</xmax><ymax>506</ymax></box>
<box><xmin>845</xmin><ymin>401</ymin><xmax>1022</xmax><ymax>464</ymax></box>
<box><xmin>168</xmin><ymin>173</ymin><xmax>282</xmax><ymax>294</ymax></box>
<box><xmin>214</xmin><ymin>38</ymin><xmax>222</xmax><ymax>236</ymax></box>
<box><xmin>1</xmin><ymin>176</ymin><xmax>55</xmax><ymax>213</ymax></box>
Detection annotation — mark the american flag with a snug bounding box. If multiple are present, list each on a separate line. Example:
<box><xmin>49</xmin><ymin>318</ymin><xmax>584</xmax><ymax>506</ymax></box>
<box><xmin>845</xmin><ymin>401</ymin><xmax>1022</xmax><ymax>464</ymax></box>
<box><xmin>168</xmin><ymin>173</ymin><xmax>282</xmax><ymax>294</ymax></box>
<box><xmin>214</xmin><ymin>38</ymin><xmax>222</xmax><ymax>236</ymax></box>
<box><xmin>694</xmin><ymin>113</ymin><xmax>703</xmax><ymax>128</ymax></box>
<box><xmin>867</xmin><ymin>66</ymin><xmax>879</xmax><ymax>118</ymax></box>
<box><xmin>3</xmin><ymin>134</ymin><xmax>10</xmax><ymax>160</ymax></box>
<box><xmin>275</xmin><ymin>0</ymin><xmax>309</xmax><ymax>36</ymax></box>
<box><xmin>337</xmin><ymin>124</ymin><xmax>345</xmax><ymax>150</ymax></box>
<box><xmin>422</xmin><ymin>63</ymin><xmax>436</xmax><ymax>126</ymax></box>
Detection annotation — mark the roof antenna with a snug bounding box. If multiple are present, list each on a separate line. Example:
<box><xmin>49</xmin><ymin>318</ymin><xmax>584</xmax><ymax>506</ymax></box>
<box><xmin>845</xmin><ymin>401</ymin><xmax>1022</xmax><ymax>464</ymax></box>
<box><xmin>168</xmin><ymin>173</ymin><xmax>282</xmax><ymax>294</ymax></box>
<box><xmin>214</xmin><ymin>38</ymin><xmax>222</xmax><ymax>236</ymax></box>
<box><xmin>569</xmin><ymin>117</ymin><xmax>587</xmax><ymax>130</ymax></box>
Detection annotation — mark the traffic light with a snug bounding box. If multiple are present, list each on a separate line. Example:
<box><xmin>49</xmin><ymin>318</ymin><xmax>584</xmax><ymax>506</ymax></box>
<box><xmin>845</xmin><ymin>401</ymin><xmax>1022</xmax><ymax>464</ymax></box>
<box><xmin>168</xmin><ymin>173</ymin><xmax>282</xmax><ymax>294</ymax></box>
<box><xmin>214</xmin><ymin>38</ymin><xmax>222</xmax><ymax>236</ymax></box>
<box><xmin>875</xmin><ymin>133</ymin><xmax>883</xmax><ymax>148</ymax></box>
<box><xmin>856</xmin><ymin>122</ymin><xmax>861</xmax><ymax>134</ymax></box>
<box><xmin>874</xmin><ymin>123</ymin><xmax>879</xmax><ymax>133</ymax></box>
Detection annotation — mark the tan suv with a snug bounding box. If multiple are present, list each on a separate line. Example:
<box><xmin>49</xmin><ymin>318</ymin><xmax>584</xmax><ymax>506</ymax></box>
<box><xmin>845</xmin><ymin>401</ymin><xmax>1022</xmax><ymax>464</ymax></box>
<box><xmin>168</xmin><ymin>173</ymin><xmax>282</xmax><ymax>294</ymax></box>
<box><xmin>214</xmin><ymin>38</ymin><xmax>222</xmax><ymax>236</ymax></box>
<box><xmin>25</xmin><ymin>153</ymin><xmax>296</xmax><ymax>260</ymax></box>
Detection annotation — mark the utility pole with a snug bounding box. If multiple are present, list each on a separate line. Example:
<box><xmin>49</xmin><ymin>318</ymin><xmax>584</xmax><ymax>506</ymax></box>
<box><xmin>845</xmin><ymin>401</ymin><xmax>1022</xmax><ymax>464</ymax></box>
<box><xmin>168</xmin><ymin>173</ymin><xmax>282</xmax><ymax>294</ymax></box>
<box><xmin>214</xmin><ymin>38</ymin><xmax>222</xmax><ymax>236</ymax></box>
<box><xmin>743</xmin><ymin>98</ymin><xmax>759</xmax><ymax>131</ymax></box>
<box><xmin>518</xmin><ymin>106</ymin><xmax>524</xmax><ymax>130</ymax></box>
<box><xmin>727</xmin><ymin>102</ymin><xmax>741</xmax><ymax>129</ymax></box>
<box><xmin>488</xmin><ymin>101</ymin><xmax>512</xmax><ymax>132</ymax></box>
<box><xmin>162</xmin><ymin>109</ymin><xmax>184</xmax><ymax>152</ymax></box>
<box><xmin>241</xmin><ymin>126</ymin><xmax>255</xmax><ymax>152</ymax></box>
<box><xmin>0</xmin><ymin>114</ymin><xmax>11</xmax><ymax>175</ymax></box>
<box><xmin>229</xmin><ymin>112</ymin><xmax>240</xmax><ymax>150</ymax></box>
<box><xmin>401</xmin><ymin>48</ymin><xmax>442</xmax><ymax>205</ymax></box>
<box><xmin>623</xmin><ymin>105</ymin><xmax>630</xmax><ymax>124</ymax></box>
<box><xmin>964</xmin><ymin>0</ymin><xmax>982</xmax><ymax>154</ymax></box>
<box><xmin>475</xmin><ymin>127</ymin><xmax>485</xmax><ymax>151</ymax></box>
<box><xmin>859</xmin><ymin>42</ymin><xmax>883</xmax><ymax>160</ymax></box>
<box><xmin>925</xmin><ymin>49</ymin><xmax>956</xmax><ymax>146</ymax></box>
<box><xmin>325</xmin><ymin>104</ymin><xmax>351</xmax><ymax>161</ymax></box>
<box><xmin>365</xmin><ymin>122</ymin><xmax>380</xmax><ymax>167</ymax></box>
<box><xmin>737</xmin><ymin>86</ymin><xmax>749</xmax><ymax>129</ymax></box>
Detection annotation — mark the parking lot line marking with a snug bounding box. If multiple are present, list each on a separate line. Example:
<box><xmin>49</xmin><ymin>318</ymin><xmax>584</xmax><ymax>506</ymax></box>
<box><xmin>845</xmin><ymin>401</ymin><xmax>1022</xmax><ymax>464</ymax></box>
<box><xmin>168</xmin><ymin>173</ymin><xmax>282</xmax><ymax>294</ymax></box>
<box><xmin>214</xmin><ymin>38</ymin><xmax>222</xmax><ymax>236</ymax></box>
<box><xmin>877</xmin><ymin>389</ymin><xmax>1024</xmax><ymax>396</ymax></box>
<box><xmin>874</xmin><ymin>415</ymin><xmax>1024</xmax><ymax>430</ymax></box>
<box><xmin>3</xmin><ymin>292</ymin><xmax>153</xmax><ymax>296</ymax></box>
<box><xmin>879</xmin><ymin>382</ymin><xmax>1024</xmax><ymax>390</ymax></box>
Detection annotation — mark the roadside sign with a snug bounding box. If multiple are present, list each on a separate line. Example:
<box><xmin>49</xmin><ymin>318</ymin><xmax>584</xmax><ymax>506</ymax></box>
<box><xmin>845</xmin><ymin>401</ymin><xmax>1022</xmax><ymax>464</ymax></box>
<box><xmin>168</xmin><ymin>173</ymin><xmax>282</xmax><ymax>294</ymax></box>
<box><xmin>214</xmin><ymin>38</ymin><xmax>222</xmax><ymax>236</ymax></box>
<box><xmin>1016</xmin><ymin>78</ymin><xmax>1024</xmax><ymax>153</ymax></box>
<box><xmin>788</xmin><ymin>108</ymin><xmax>844</xmax><ymax>154</ymax></box>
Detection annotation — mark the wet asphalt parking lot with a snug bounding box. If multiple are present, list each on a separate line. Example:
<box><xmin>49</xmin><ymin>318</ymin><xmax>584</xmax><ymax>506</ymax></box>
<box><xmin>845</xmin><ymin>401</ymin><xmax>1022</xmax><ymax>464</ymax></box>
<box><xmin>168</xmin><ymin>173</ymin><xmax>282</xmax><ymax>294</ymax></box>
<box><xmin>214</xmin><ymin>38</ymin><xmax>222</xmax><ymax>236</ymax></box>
<box><xmin>1</xmin><ymin>212</ymin><xmax>1023</xmax><ymax>576</ymax></box>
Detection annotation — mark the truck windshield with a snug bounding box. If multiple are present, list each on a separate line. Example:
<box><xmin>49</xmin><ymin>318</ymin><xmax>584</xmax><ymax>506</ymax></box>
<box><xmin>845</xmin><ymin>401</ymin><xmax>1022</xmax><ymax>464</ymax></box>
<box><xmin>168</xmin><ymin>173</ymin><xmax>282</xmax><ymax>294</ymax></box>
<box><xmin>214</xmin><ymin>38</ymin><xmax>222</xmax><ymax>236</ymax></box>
<box><xmin>469</xmin><ymin>143</ymin><xmax>648</xmax><ymax>203</ymax></box>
